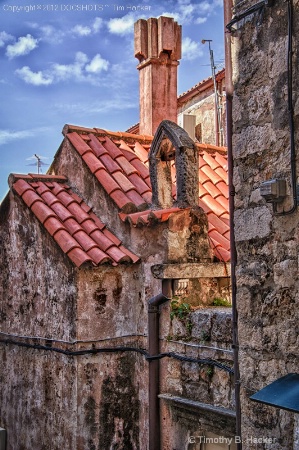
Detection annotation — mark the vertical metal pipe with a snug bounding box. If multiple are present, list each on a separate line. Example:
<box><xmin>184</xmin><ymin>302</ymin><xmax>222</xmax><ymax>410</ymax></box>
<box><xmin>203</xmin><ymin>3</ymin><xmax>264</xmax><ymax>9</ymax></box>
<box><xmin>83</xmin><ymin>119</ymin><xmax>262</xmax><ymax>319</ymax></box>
<box><xmin>148</xmin><ymin>283</ymin><xmax>171</xmax><ymax>450</ymax></box>
<box><xmin>224</xmin><ymin>0</ymin><xmax>242</xmax><ymax>448</ymax></box>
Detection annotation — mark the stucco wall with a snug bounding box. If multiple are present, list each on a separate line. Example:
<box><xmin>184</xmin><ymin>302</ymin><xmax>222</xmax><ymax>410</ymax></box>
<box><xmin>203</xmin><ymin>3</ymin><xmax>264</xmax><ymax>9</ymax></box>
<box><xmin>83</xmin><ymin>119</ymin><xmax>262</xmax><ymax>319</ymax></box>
<box><xmin>231</xmin><ymin>0</ymin><xmax>299</xmax><ymax>448</ymax></box>
<box><xmin>0</xmin><ymin>191</ymin><xmax>79</xmax><ymax>450</ymax></box>
<box><xmin>178</xmin><ymin>77</ymin><xmax>226</xmax><ymax>146</ymax></box>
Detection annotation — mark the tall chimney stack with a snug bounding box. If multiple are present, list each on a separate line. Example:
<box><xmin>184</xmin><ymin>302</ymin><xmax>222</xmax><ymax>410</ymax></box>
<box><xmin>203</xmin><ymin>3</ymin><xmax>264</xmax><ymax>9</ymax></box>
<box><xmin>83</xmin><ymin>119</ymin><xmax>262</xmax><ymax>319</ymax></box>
<box><xmin>134</xmin><ymin>17</ymin><xmax>182</xmax><ymax>136</ymax></box>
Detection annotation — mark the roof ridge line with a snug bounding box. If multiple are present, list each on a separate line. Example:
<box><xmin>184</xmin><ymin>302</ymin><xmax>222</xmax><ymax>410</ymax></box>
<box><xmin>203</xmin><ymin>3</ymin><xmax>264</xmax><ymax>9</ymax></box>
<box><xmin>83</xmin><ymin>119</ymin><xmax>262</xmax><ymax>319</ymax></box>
<box><xmin>8</xmin><ymin>173</ymin><xmax>68</xmax><ymax>188</ymax></box>
<box><xmin>63</xmin><ymin>124</ymin><xmax>153</xmax><ymax>144</ymax></box>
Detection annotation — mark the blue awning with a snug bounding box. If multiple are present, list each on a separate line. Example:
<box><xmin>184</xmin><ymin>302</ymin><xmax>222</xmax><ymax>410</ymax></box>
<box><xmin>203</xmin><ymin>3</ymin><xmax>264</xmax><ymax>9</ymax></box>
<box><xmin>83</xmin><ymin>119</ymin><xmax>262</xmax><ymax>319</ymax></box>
<box><xmin>250</xmin><ymin>373</ymin><xmax>299</xmax><ymax>413</ymax></box>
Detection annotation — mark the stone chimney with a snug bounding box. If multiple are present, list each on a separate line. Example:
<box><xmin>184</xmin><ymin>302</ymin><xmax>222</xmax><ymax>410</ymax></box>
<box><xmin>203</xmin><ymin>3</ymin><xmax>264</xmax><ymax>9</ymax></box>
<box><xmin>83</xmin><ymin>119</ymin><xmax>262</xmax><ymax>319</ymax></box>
<box><xmin>134</xmin><ymin>17</ymin><xmax>182</xmax><ymax>136</ymax></box>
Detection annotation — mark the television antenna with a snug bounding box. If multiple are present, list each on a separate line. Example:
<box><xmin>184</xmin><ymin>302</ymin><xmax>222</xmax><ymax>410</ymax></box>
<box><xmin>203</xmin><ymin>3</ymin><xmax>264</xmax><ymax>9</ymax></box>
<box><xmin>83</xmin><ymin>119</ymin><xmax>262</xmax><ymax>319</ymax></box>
<box><xmin>26</xmin><ymin>154</ymin><xmax>49</xmax><ymax>174</ymax></box>
<box><xmin>201</xmin><ymin>39</ymin><xmax>224</xmax><ymax>146</ymax></box>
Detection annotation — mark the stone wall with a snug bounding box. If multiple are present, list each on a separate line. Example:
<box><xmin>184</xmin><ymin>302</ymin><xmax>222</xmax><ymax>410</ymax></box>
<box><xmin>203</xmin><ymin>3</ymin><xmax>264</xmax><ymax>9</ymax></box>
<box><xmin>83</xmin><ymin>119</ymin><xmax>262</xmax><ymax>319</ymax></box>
<box><xmin>0</xmin><ymin>191</ymin><xmax>78</xmax><ymax>450</ymax></box>
<box><xmin>230</xmin><ymin>0</ymin><xmax>299</xmax><ymax>448</ymax></box>
<box><xmin>160</xmin><ymin>306</ymin><xmax>235</xmax><ymax>449</ymax></box>
<box><xmin>178</xmin><ymin>74</ymin><xmax>226</xmax><ymax>146</ymax></box>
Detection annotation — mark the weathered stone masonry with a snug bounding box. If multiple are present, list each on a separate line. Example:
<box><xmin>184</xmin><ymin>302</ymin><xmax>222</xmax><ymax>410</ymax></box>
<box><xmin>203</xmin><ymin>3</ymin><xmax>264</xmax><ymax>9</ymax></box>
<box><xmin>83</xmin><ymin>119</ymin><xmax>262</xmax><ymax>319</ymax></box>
<box><xmin>230</xmin><ymin>0</ymin><xmax>299</xmax><ymax>448</ymax></box>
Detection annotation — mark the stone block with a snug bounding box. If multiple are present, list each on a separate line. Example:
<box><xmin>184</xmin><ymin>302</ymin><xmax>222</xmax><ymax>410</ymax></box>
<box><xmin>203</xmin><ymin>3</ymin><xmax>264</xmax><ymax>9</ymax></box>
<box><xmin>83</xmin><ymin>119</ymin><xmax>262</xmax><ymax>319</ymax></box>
<box><xmin>234</xmin><ymin>206</ymin><xmax>272</xmax><ymax>241</ymax></box>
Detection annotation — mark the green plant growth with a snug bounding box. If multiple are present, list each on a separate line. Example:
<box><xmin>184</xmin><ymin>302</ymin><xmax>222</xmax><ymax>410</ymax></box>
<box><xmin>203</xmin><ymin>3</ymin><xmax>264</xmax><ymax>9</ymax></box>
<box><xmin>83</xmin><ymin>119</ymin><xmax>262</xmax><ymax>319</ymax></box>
<box><xmin>205</xmin><ymin>366</ymin><xmax>214</xmax><ymax>377</ymax></box>
<box><xmin>170</xmin><ymin>298</ymin><xmax>193</xmax><ymax>337</ymax></box>
<box><xmin>211</xmin><ymin>297</ymin><xmax>231</xmax><ymax>307</ymax></box>
<box><xmin>170</xmin><ymin>299</ymin><xmax>191</xmax><ymax>320</ymax></box>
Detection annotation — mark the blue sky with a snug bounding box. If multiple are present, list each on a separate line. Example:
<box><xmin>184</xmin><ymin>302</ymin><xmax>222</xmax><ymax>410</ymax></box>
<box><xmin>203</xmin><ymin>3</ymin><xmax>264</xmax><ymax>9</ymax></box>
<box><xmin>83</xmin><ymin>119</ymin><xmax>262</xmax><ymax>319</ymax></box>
<box><xmin>0</xmin><ymin>0</ymin><xmax>224</xmax><ymax>200</ymax></box>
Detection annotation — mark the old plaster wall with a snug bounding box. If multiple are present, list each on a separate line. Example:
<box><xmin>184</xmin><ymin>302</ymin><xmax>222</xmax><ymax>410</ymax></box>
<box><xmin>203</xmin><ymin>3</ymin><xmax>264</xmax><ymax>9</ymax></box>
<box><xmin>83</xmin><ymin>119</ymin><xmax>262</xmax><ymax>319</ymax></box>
<box><xmin>231</xmin><ymin>0</ymin><xmax>299</xmax><ymax>448</ymax></box>
<box><xmin>0</xmin><ymin>189</ymin><xmax>148</xmax><ymax>450</ymax></box>
<box><xmin>178</xmin><ymin>76</ymin><xmax>226</xmax><ymax>146</ymax></box>
<box><xmin>74</xmin><ymin>266</ymin><xmax>148</xmax><ymax>449</ymax></box>
<box><xmin>0</xmin><ymin>191</ymin><xmax>79</xmax><ymax>449</ymax></box>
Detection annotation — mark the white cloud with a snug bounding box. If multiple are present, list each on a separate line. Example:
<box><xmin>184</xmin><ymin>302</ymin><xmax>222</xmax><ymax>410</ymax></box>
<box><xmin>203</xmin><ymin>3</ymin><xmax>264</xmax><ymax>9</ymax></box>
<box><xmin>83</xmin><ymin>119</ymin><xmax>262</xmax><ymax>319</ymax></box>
<box><xmin>162</xmin><ymin>0</ymin><xmax>222</xmax><ymax>25</ymax></box>
<box><xmin>15</xmin><ymin>66</ymin><xmax>53</xmax><ymax>85</ymax></box>
<box><xmin>0</xmin><ymin>127</ymin><xmax>49</xmax><ymax>145</ymax></box>
<box><xmin>107</xmin><ymin>13</ymin><xmax>135</xmax><ymax>36</ymax></box>
<box><xmin>6</xmin><ymin>34</ymin><xmax>38</xmax><ymax>59</ymax></box>
<box><xmin>71</xmin><ymin>25</ymin><xmax>92</xmax><ymax>36</ymax></box>
<box><xmin>93</xmin><ymin>17</ymin><xmax>103</xmax><ymax>33</ymax></box>
<box><xmin>40</xmin><ymin>25</ymin><xmax>65</xmax><ymax>44</ymax></box>
<box><xmin>85</xmin><ymin>54</ymin><xmax>109</xmax><ymax>73</ymax></box>
<box><xmin>195</xmin><ymin>17</ymin><xmax>208</xmax><ymax>25</ymax></box>
<box><xmin>16</xmin><ymin>51</ymin><xmax>110</xmax><ymax>86</ymax></box>
<box><xmin>27</xmin><ymin>17</ymin><xmax>103</xmax><ymax>43</ymax></box>
<box><xmin>52</xmin><ymin>51</ymin><xmax>89</xmax><ymax>81</ymax></box>
<box><xmin>182</xmin><ymin>37</ymin><xmax>203</xmax><ymax>61</ymax></box>
<box><xmin>0</xmin><ymin>31</ymin><xmax>14</xmax><ymax>48</ymax></box>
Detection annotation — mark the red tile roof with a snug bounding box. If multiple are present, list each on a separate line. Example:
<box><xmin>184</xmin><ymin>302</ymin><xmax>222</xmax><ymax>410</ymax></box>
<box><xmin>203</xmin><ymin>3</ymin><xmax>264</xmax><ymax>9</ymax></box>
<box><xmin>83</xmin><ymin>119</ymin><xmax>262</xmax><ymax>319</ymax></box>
<box><xmin>11</xmin><ymin>174</ymin><xmax>139</xmax><ymax>268</ymax></box>
<box><xmin>61</xmin><ymin>125</ymin><xmax>230</xmax><ymax>262</ymax></box>
<box><xmin>177</xmin><ymin>68</ymin><xmax>225</xmax><ymax>107</ymax></box>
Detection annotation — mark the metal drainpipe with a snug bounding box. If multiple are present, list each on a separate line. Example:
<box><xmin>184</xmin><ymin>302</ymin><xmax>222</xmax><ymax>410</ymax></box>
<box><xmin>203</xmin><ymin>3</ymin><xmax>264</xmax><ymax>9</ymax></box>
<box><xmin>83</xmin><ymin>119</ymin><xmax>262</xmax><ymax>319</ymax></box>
<box><xmin>148</xmin><ymin>280</ymin><xmax>172</xmax><ymax>450</ymax></box>
<box><xmin>224</xmin><ymin>0</ymin><xmax>242</xmax><ymax>448</ymax></box>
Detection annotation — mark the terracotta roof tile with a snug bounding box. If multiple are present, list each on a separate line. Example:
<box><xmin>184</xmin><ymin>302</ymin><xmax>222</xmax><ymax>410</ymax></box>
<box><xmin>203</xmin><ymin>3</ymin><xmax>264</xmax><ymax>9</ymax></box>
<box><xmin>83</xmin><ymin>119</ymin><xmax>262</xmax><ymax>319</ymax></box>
<box><xmin>101</xmin><ymin>137</ymin><xmax>124</xmax><ymax>159</ymax></box>
<box><xmin>89</xmin><ymin>229</ymin><xmax>114</xmax><ymax>251</ymax></box>
<box><xmin>82</xmin><ymin>152</ymin><xmax>105</xmax><ymax>174</ymax></box>
<box><xmin>209</xmin><ymin>229</ymin><xmax>230</xmax><ymax>252</ymax></box>
<box><xmin>102</xmin><ymin>228</ymin><xmax>122</xmax><ymax>247</ymax></box>
<box><xmin>87</xmin><ymin>247</ymin><xmax>110</xmax><ymax>265</ymax></box>
<box><xmin>134</xmin><ymin>142</ymin><xmax>149</xmax><ymax>164</ymax></box>
<box><xmin>207</xmin><ymin>213</ymin><xmax>230</xmax><ymax>236</ymax></box>
<box><xmin>201</xmin><ymin>164</ymin><xmax>223</xmax><ymax>185</ymax></box>
<box><xmin>64</xmin><ymin>125</ymin><xmax>230</xmax><ymax>262</ymax></box>
<box><xmin>118</xmin><ymin>146</ymin><xmax>138</xmax><ymax>162</ymax></box>
<box><xmin>106</xmin><ymin>246</ymin><xmax>131</xmax><ymax>263</ymax></box>
<box><xmin>119</xmin><ymin>245</ymin><xmax>140</xmax><ymax>264</ymax></box>
<box><xmin>217</xmin><ymin>181</ymin><xmax>229</xmax><ymax>199</ymax></box>
<box><xmin>36</xmin><ymin>182</ymin><xmax>51</xmax><ymax>196</ymax></box>
<box><xmin>119</xmin><ymin>208</ymin><xmax>182</xmax><ymax>227</ymax></box>
<box><xmin>12</xmin><ymin>175</ymin><xmax>139</xmax><ymax>268</ymax></box>
<box><xmin>67</xmin><ymin>132</ymin><xmax>91</xmax><ymax>156</ymax></box>
<box><xmin>80</xmin><ymin>218</ymin><xmax>99</xmax><ymax>236</ymax></box>
<box><xmin>53</xmin><ymin>229</ymin><xmax>80</xmax><ymax>253</ymax></box>
<box><xmin>67</xmin><ymin>247</ymin><xmax>93</xmax><ymax>267</ymax></box>
<box><xmin>95</xmin><ymin>169</ymin><xmax>120</xmax><ymax>195</ymax></box>
<box><xmin>51</xmin><ymin>182</ymin><xmax>66</xmax><ymax>196</ymax></box>
<box><xmin>88</xmin><ymin>134</ymin><xmax>108</xmax><ymax>157</ymax></box>
<box><xmin>63</xmin><ymin>217</ymin><xmax>84</xmax><ymax>235</ymax></box>
<box><xmin>129</xmin><ymin>158</ymin><xmax>150</xmax><ymax>180</ymax></box>
<box><xmin>203</xmin><ymin>181</ymin><xmax>222</xmax><ymax>199</ymax></box>
<box><xmin>12</xmin><ymin>179</ymin><xmax>30</xmax><ymax>195</ymax></box>
<box><xmin>89</xmin><ymin>212</ymin><xmax>106</xmax><ymax>230</ymax></box>
<box><xmin>22</xmin><ymin>189</ymin><xmax>41</xmax><ymax>208</ymax></box>
<box><xmin>217</xmin><ymin>196</ymin><xmax>229</xmax><ymax>211</ymax></box>
<box><xmin>31</xmin><ymin>202</ymin><xmax>56</xmax><ymax>224</ymax></box>
<box><xmin>100</xmin><ymin>153</ymin><xmax>121</xmax><ymax>174</ymax></box>
<box><xmin>44</xmin><ymin>217</ymin><xmax>66</xmax><ymax>236</ymax></box>
<box><xmin>128</xmin><ymin>173</ymin><xmax>151</xmax><ymax>196</ymax></box>
<box><xmin>72</xmin><ymin>230</ymin><xmax>99</xmax><ymax>252</ymax></box>
<box><xmin>110</xmin><ymin>189</ymin><xmax>135</xmax><ymax>213</ymax></box>
<box><xmin>198</xmin><ymin>169</ymin><xmax>210</xmax><ymax>185</ymax></box>
<box><xmin>126</xmin><ymin>190</ymin><xmax>148</xmax><ymax>209</ymax></box>
<box><xmin>112</xmin><ymin>171</ymin><xmax>136</xmax><ymax>193</ymax></box>
<box><xmin>215</xmin><ymin>166</ymin><xmax>228</xmax><ymax>182</ymax></box>
<box><xmin>51</xmin><ymin>202</ymin><xmax>75</xmax><ymax>222</ymax></box>
<box><xmin>115</xmin><ymin>155</ymin><xmax>138</xmax><ymax>176</ymax></box>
